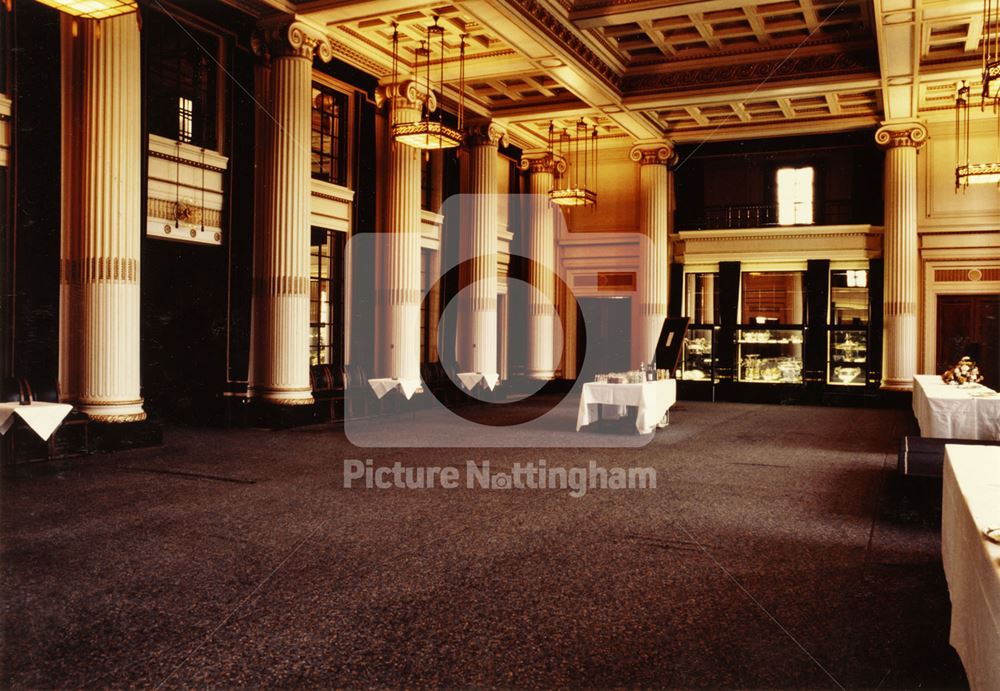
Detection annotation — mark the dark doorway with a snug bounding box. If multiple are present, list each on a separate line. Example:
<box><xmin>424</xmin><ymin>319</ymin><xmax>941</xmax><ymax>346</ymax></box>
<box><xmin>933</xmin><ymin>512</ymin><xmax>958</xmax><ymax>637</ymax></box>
<box><xmin>576</xmin><ymin>297</ymin><xmax>631</xmax><ymax>380</ymax></box>
<box><xmin>936</xmin><ymin>294</ymin><xmax>1000</xmax><ymax>389</ymax></box>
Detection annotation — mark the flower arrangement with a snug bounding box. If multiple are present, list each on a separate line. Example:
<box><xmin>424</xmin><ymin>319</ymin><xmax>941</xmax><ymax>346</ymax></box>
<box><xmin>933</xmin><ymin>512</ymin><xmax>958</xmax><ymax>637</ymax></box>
<box><xmin>941</xmin><ymin>356</ymin><xmax>984</xmax><ymax>386</ymax></box>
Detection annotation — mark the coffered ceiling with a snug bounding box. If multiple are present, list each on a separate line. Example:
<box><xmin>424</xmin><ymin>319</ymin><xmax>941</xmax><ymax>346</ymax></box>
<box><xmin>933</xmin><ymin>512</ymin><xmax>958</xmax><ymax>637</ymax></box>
<box><xmin>251</xmin><ymin>0</ymin><xmax>994</xmax><ymax>149</ymax></box>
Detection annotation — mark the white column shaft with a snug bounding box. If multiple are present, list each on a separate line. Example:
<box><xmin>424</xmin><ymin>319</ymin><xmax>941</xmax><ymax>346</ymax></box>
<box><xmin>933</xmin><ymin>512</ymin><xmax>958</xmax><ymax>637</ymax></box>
<box><xmin>635</xmin><ymin>162</ymin><xmax>670</xmax><ymax>367</ymax></box>
<box><xmin>380</xmin><ymin>101</ymin><xmax>422</xmax><ymax>381</ymax></box>
<box><xmin>458</xmin><ymin>136</ymin><xmax>500</xmax><ymax>375</ymax></box>
<box><xmin>525</xmin><ymin>166</ymin><xmax>556</xmax><ymax>379</ymax></box>
<box><xmin>249</xmin><ymin>53</ymin><xmax>314</xmax><ymax>404</ymax></box>
<box><xmin>59</xmin><ymin>14</ymin><xmax>144</xmax><ymax>422</ymax></box>
<box><xmin>883</xmin><ymin>144</ymin><xmax>919</xmax><ymax>389</ymax></box>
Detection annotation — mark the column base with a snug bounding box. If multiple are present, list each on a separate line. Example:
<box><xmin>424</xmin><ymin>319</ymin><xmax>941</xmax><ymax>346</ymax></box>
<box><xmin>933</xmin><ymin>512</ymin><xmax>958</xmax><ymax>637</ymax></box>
<box><xmin>248</xmin><ymin>387</ymin><xmax>315</xmax><ymax>406</ymax></box>
<box><xmin>77</xmin><ymin>400</ymin><xmax>147</xmax><ymax>424</ymax></box>
<box><xmin>880</xmin><ymin>379</ymin><xmax>915</xmax><ymax>392</ymax></box>
<box><xmin>524</xmin><ymin>370</ymin><xmax>556</xmax><ymax>381</ymax></box>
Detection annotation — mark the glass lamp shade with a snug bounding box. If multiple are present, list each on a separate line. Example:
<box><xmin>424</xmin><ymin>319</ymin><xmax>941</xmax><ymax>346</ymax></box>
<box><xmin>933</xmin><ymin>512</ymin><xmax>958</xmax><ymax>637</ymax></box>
<box><xmin>391</xmin><ymin>120</ymin><xmax>461</xmax><ymax>150</ymax></box>
<box><xmin>549</xmin><ymin>187</ymin><xmax>597</xmax><ymax>206</ymax></box>
<box><xmin>984</xmin><ymin>61</ymin><xmax>1000</xmax><ymax>100</ymax></box>
<box><xmin>956</xmin><ymin>162</ymin><xmax>1000</xmax><ymax>186</ymax></box>
<box><xmin>35</xmin><ymin>0</ymin><xmax>137</xmax><ymax>18</ymax></box>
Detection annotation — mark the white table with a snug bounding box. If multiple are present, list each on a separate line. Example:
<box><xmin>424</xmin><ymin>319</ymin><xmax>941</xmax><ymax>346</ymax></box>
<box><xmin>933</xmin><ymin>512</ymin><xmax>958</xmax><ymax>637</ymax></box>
<box><xmin>942</xmin><ymin>444</ymin><xmax>1000</xmax><ymax>691</ymax></box>
<box><xmin>456</xmin><ymin>372</ymin><xmax>499</xmax><ymax>392</ymax></box>
<box><xmin>913</xmin><ymin>374</ymin><xmax>1000</xmax><ymax>440</ymax></box>
<box><xmin>0</xmin><ymin>401</ymin><xmax>74</xmax><ymax>441</ymax></box>
<box><xmin>576</xmin><ymin>379</ymin><xmax>677</xmax><ymax>434</ymax></box>
<box><xmin>367</xmin><ymin>379</ymin><xmax>421</xmax><ymax>400</ymax></box>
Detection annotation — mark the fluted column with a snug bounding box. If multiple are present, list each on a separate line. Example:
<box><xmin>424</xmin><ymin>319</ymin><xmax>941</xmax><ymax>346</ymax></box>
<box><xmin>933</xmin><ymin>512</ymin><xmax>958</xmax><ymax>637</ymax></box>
<box><xmin>518</xmin><ymin>153</ymin><xmax>564</xmax><ymax>380</ymax></box>
<box><xmin>457</xmin><ymin>123</ymin><xmax>507</xmax><ymax>377</ymax></box>
<box><xmin>248</xmin><ymin>21</ymin><xmax>332</xmax><ymax>405</ymax></box>
<box><xmin>378</xmin><ymin>81</ymin><xmax>424</xmax><ymax>381</ymax></box>
<box><xmin>876</xmin><ymin>123</ymin><xmax>927</xmax><ymax>390</ymax></box>
<box><xmin>629</xmin><ymin>144</ymin><xmax>674</xmax><ymax>367</ymax></box>
<box><xmin>59</xmin><ymin>14</ymin><xmax>144</xmax><ymax>422</ymax></box>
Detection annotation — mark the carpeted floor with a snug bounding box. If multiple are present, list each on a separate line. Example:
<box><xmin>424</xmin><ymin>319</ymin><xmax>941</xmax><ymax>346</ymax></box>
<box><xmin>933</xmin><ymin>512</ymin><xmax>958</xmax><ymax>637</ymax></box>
<box><xmin>0</xmin><ymin>399</ymin><xmax>968</xmax><ymax>688</ymax></box>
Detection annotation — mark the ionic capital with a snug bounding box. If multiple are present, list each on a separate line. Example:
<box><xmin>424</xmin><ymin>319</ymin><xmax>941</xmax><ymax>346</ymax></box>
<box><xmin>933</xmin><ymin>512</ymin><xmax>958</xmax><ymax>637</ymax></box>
<box><xmin>253</xmin><ymin>19</ymin><xmax>333</xmax><ymax>63</ymax></box>
<box><xmin>629</xmin><ymin>142</ymin><xmax>676</xmax><ymax>167</ymax></box>
<box><xmin>875</xmin><ymin>122</ymin><xmax>928</xmax><ymax>150</ymax></box>
<box><xmin>466</xmin><ymin>121</ymin><xmax>508</xmax><ymax>149</ymax></box>
<box><xmin>375</xmin><ymin>80</ymin><xmax>436</xmax><ymax>116</ymax></box>
<box><xmin>518</xmin><ymin>152</ymin><xmax>567</xmax><ymax>175</ymax></box>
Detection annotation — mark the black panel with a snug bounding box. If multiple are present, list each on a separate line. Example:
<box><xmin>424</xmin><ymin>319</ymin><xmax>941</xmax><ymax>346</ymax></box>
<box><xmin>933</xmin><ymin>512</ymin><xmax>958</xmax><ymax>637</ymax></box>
<box><xmin>715</xmin><ymin>261</ymin><xmax>740</xmax><ymax>383</ymax></box>
<box><xmin>804</xmin><ymin>259</ymin><xmax>830</xmax><ymax>389</ymax></box>
<box><xmin>867</xmin><ymin>258</ymin><xmax>884</xmax><ymax>389</ymax></box>
<box><xmin>349</xmin><ymin>95</ymin><xmax>377</xmax><ymax>373</ymax></box>
<box><xmin>668</xmin><ymin>262</ymin><xmax>683</xmax><ymax>318</ymax></box>
<box><xmin>11</xmin><ymin>0</ymin><xmax>60</xmax><ymax>383</ymax></box>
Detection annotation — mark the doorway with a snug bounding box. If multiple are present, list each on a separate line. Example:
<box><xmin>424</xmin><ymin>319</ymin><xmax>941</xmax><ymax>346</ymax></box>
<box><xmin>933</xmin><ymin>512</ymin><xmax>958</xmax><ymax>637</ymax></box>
<box><xmin>576</xmin><ymin>297</ymin><xmax>631</xmax><ymax>380</ymax></box>
<box><xmin>936</xmin><ymin>294</ymin><xmax>1000</xmax><ymax>389</ymax></box>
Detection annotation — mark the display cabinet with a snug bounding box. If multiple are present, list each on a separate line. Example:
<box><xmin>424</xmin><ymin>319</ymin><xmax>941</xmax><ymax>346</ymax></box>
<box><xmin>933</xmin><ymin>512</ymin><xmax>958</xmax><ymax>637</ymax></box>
<box><xmin>736</xmin><ymin>328</ymin><xmax>804</xmax><ymax>383</ymax></box>
<box><xmin>827</xmin><ymin>269</ymin><xmax>869</xmax><ymax>386</ymax></box>
<box><xmin>681</xmin><ymin>328</ymin><xmax>715</xmax><ymax>381</ymax></box>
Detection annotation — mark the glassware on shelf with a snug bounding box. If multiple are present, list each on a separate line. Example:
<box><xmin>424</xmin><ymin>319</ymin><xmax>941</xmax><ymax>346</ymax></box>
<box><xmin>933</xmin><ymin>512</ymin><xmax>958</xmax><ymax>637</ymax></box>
<box><xmin>778</xmin><ymin>358</ymin><xmax>802</xmax><ymax>383</ymax></box>
<box><xmin>833</xmin><ymin>366</ymin><xmax>861</xmax><ymax>385</ymax></box>
<box><xmin>743</xmin><ymin>354</ymin><xmax>762</xmax><ymax>381</ymax></box>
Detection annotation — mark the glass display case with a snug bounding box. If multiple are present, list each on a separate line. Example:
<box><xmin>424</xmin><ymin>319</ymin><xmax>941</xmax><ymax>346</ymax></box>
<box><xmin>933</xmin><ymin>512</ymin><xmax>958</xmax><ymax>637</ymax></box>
<box><xmin>737</xmin><ymin>328</ymin><xmax>804</xmax><ymax>383</ymax></box>
<box><xmin>828</xmin><ymin>269</ymin><xmax>869</xmax><ymax>386</ymax></box>
<box><xmin>681</xmin><ymin>272</ymin><xmax>719</xmax><ymax>382</ymax></box>
<box><xmin>681</xmin><ymin>327</ymin><xmax>715</xmax><ymax>381</ymax></box>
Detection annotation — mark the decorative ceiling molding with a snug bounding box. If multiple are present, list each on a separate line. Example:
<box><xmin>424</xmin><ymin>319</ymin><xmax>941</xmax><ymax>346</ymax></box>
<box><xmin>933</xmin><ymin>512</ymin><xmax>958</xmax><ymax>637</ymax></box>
<box><xmin>622</xmin><ymin>50</ymin><xmax>878</xmax><ymax>94</ymax></box>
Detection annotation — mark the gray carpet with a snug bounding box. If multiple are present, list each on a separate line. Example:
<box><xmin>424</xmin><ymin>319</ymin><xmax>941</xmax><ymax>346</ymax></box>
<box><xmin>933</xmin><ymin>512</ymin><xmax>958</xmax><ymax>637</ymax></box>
<box><xmin>0</xmin><ymin>399</ymin><xmax>968</xmax><ymax>688</ymax></box>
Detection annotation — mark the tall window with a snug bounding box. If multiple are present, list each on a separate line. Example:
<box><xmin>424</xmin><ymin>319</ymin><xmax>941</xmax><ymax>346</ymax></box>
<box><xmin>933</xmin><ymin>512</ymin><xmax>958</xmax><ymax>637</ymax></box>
<box><xmin>146</xmin><ymin>10</ymin><xmax>219</xmax><ymax>149</ymax></box>
<box><xmin>311</xmin><ymin>84</ymin><xmax>348</xmax><ymax>185</ymax></box>
<box><xmin>776</xmin><ymin>166</ymin><xmax>814</xmax><ymax>226</ymax></box>
<box><xmin>310</xmin><ymin>228</ymin><xmax>345</xmax><ymax>366</ymax></box>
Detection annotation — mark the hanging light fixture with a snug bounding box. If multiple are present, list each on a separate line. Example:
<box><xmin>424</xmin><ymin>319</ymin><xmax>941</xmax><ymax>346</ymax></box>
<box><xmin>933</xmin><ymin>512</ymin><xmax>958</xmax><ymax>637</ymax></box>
<box><xmin>389</xmin><ymin>18</ymin><xmax>464</xmax><ymax>150</ymax></box>
<box><xmin>548</xmin><ymin>118</ymin><xmax>598</xmax><ymax>206</ymax></box>
<box><xmin>34</xmin><ymin>0</ymin><xmax>136</xmax><ymax>18</ymax></box>
<box><xmin>955</xmin><ymin>0</ymin><xmax>1000</xmax><ymax>189</ymax></box>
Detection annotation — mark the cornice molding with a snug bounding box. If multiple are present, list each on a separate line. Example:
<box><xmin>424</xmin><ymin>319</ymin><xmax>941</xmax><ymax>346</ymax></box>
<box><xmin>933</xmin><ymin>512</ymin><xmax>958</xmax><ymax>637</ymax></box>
<box><xmin>875</xmin><ymin>122</ymin><xmax>929</xmax><ymax>149</ymax></box>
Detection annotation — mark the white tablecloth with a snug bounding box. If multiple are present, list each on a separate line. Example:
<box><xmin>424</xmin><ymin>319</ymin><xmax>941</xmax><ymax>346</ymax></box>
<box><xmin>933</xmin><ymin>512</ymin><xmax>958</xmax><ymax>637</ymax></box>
<box><xmin>913</xmin><ymin>375</ymin><xmax>1000</xmax><ymax>440</ymax></box>
<box><xmin>367</xmin><ymin>379</ymin><xmax>421</xmax><ymax>400</ymax></box>
<box><xmin>456</xmin><ymin>372</ymin><xmax>499</xmax><ymax>391</ymax></box>
<box><xmin>0</xmin><ymin>402</ymin><xmax>74</xmax><ymax>441</ymax></box>
<box><xmin>942</xmin><ymin>444</ymin><xmax>1000</xmax><ymax>691</ymax></box>
<box><xmin>576</xmin><ymin>379</ymin><xmax>677</xmax><ymax>434</ymax></box>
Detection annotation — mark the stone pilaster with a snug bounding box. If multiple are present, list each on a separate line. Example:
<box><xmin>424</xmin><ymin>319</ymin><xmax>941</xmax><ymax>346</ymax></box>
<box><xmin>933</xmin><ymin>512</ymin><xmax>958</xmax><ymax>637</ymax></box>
<box><xmin>629</xmin><ymin>143</ymin><xmax>674</xmax><ymax>368</ymax></box>
<box><xmin>518</xmin><ymin>153</ymin><xmax>565</xmax><ymax>380</ymax></box>
<box><xmin>59</xmin><ymin>14</ymin><xmax>144</xmax><ymax>422</ymax></box>
<box><xmin>377</xmin><ymin>81</ymin><xmax>426</xmax><ymax>381</ymax></box>
<box><xmin>248</xmin><ymin>21</ymin><xmax>332</xmax><ymax>405</ymax></box>
<box><xmin>875</xmin><ymin>122</ymin><xmax>927</xmax><ymax>390</ymax></box>
<box><xmin>458</xmin><ymin>122</ymin><xmax>507</xmax><ymax>377</ymax></box>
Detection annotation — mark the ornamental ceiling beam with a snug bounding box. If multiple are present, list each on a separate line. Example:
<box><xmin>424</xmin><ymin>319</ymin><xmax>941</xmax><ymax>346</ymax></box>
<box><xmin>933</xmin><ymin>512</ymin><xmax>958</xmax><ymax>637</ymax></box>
<box><xmin>569</xmin><ymin>0</ymin><xmax>782</xmax><ymax>30</ymax></box>
<box><xmin>873</xmin><ymin>0</ymin><xmax>919</xmax><ymax>121</ymax></box>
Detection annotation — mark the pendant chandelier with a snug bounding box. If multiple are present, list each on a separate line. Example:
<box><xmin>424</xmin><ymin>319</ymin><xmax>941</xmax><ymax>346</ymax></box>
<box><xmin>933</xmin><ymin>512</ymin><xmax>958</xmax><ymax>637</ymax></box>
<box><xmin>955</xmin><ymin>0</ymin><xmax>1000</xmax><ymax>189</ymax></box>
<box><xmin>390</xmin><ymin>18</ymin><xmax>464</xmax><ymax>151</ymax></box>
<box><xmin>548</xmin><ymin>119</ymin><xmax>598</xmax><ymax>206</ymax></box>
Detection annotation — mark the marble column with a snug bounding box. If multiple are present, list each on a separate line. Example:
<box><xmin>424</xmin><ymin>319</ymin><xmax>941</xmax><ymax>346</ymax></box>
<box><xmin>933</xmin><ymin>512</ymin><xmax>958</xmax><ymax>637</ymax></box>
<box><xmin>875</xmin><ymin>122</ymin><xmax>927</xmax><ymax>390</ymax></box>
<box><xmin>518</xmin><ymin>153</ymin><xmax>564</xmax><ymax>380</ymax></box>
<box><xmin>629</xmin><ymin>144</ymin><xmax>674</xmax><ymax>368</ymax></box>
<box><xmin>248</xmin><ymin>21</ymin><xmax>332</xmax><ymax>405</ymax></box>
<box><xmin>457</xmin><ymin>123</ymin><xmax>506</xmax><ymax>378</ymax></box>
<box><xmin>377</xmin><ymin>81</ymin><xmax>424</xmax><ymax>381</ymax></box>
<box><xmin>59</xmin><ymin>14</ymin><xmax>144</xmax><ymax>422</ymax></box>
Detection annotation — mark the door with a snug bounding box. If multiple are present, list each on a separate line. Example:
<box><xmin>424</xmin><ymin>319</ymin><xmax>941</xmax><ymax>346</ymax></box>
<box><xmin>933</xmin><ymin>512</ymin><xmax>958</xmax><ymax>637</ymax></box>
<box><xmin>576</xmin><ymin>297</ymin><xmax>632</xmax><ymax>380</ymax></box>
<box><xmin>937</xmin><ymin>294</ymin><xmax>1000</xmax><ymax>389</ymax></box>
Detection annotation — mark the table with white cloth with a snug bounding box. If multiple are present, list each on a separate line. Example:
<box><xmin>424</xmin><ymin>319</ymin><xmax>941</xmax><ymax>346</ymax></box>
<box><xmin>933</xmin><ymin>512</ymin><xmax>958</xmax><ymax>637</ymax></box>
<box><xmin>576</xmin><ymin>379</ymin><xmax>677</xmax><ymax>434</ymax></box>
<box><xmin>0</xmin><ymin>401</ymin><xmax>74</xmax><ymax>441</ymax></box>
<box><xmin>456</xmin><ymin>372</ymin><xmax>499</xmax><ymax>392</ymax></box>
<box><xmin>913</xmin><ymin>375</ymin><xmax>1000</xmax><ymax>441</ymax></box>
<box><xmin>941</xmin><ymin>444</ymin><xmax>1000</xmax><ymax>691</ymax></box>
<box><xmin>367</xmin><ymin>379</ymin><xmax>421</xmax><ymax>400</ymax></box>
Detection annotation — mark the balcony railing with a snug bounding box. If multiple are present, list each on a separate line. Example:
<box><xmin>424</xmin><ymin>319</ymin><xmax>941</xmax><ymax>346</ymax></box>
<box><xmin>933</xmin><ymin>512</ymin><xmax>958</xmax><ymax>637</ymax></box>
<box><xmin>678</xmin><ymin>201</ymin><xmax>858</xmax><ymax>231</ymax></box>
